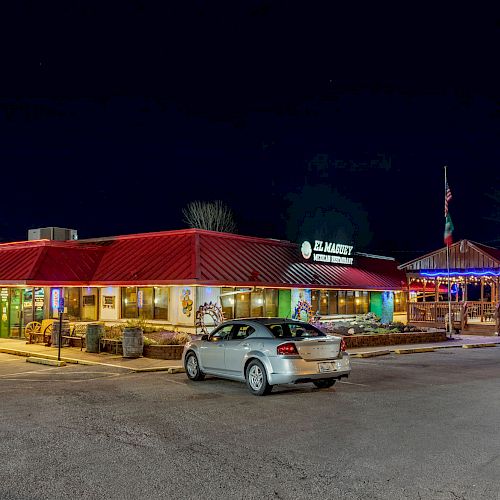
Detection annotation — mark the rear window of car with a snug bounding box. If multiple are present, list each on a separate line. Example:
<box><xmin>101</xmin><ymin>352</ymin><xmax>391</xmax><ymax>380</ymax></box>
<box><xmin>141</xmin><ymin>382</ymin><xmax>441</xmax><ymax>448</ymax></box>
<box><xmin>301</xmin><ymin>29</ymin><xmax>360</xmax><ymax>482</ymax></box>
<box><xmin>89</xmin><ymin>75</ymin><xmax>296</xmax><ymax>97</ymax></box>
<box><xmin>266</xmin><ymin>323</ymin><xmax>325</xmax><ymax>338</ymax></box>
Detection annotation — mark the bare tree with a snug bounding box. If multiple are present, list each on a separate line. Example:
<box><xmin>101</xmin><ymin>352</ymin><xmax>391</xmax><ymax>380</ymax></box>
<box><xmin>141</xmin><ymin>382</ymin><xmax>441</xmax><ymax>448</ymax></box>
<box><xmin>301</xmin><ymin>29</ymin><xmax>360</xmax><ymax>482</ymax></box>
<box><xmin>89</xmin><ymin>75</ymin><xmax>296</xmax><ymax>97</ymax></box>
<box><xmin>183</xmin><ymin>200</ymin><xmax>237</xmax><ymax>233</ymax></box>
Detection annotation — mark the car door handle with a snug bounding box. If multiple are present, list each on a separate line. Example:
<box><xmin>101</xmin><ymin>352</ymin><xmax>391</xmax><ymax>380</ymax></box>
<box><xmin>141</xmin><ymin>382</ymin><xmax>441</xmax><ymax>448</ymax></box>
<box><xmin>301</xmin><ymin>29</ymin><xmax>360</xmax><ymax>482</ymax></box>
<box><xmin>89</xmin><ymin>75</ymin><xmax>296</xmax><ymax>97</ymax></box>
<box><xmin>242</xmin><ymin>343</ymin><xmax>250</xmax><ymax>348</ymax></box>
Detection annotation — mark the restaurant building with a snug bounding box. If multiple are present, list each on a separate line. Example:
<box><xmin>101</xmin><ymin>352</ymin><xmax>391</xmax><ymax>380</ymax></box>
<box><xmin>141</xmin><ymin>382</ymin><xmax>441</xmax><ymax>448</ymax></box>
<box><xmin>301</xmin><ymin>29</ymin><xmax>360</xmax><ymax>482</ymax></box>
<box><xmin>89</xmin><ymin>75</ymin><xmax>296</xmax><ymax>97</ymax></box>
<box><xmin>0</xmin><ymin>228</ymin><xmax>406</xmax><ymax>338</ymax></box>
<box><xmin>399</xmin><ymin>239</ymin><xmax>500</xmax><ymax>333</ymax></box>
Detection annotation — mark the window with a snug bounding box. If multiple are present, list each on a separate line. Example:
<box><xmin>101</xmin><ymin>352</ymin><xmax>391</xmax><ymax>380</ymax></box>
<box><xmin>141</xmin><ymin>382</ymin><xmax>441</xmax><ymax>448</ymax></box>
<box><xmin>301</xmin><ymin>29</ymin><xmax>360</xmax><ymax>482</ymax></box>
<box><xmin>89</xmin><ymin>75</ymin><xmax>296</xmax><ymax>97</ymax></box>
<box><xmin>337</xmin><ymin>291</ymin><xmax>346</xmax><ymax>314</ymax></box>
<box><xmin>230</xmin><ymin>324</ymin><xmax>255</xmax><ymax>340</ymax></box>
<box><xmin>319</xmin><ymin>290</ymin><xmax>329</xmax><ymax>315</ymax></box>
<box><xmin>121</xmin><ymin>287</ymin><xmax>169</xmax><ymax>320</ymax></box>
<box><xmin>154</xmin><ymin>287</ymin><xmax>169</xmax><ymax>320</ymax></box>
<box><xmin>221</xmin><ymin>287</ymin><xmax>280</xmax><ymax>319</ymax></box>
<box><xmin>311</xmin><ymin>290</ymin><xmax>320</xmax><ymax>315</ymax></box>
<box><xmin>345</xmin><ymin>291</ymin><xmax>355</xmax><ymax>314</ymax></box>
<box><xmin>64</xmin><ymin>288</ymin><xmax>81</xmax><ymax>321</ymax></box>
<box><xmin>250</xmin><ymin>290</ymin><xmax>264</xmax><ymax>316</ymax></box>
<box><xmin>328</xmin><ymin>291</ymin><xmax>338</xmax><ymax>315</ymax></box>
<box><xmin>210</xmin><ymin>324</ymin><xmax>234</xmax><ymax>341</ymax></box>
<box><xmin>394</xmin><ymin>292</ymin><xmax>407</xmax><ymax>313</ymax></box>
<box><xmin>267</xmin><ymin>322</ymin><xmax>325</xmax><ymax>338</ymax></box>
<box><xmin>220</xmin><ymin>288</ymin><xmax>235</xmax><ymax>319</ymax></box>
<box><xmin>138</xmin><ymin>287</ymin><xmax>154</xmax><ymax>319</ymax></box>
<box><xmin>264</xmin><ymin>289</ymin><xmax>278</xmax><ymax>316</ymax></box>
<box><xmin>235</xmin><ymin>291</ymin><xmax>250</xmax><ymax>318</ymax></box>
<box><xmin>122</xmin><ymin>287</ymin><xmax>138</xmax><ymax>319</ymax></box>
<box><xmin>355</xmin><ymin>291</ymin><xmax>369</xmax><ymax>314</ymax></box>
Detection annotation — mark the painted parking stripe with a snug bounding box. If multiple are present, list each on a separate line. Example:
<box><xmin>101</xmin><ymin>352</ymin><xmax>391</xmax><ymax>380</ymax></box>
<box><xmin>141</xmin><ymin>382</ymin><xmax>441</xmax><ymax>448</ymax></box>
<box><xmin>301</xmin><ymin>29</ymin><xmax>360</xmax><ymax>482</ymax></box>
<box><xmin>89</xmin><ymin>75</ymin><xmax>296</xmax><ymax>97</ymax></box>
<box><xmin>338</xmin><ymin>380</ymin><xmax>369</xmax><ymax>387</ymax></box>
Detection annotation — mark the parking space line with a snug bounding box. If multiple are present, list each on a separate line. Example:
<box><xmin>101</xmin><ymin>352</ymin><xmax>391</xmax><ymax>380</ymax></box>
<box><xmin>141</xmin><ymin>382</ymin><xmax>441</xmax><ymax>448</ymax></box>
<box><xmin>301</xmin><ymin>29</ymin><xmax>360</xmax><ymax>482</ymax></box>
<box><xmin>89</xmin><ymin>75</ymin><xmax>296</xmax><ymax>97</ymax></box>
<box><xmin>0</xmin><ymin>367</ymin><xmax>60</xmax><ymax>378</ymax></box>
<box><xmin>338</xmin><ymin>380</ymin><xmax>369</xmax><ymax>387</ymax></box>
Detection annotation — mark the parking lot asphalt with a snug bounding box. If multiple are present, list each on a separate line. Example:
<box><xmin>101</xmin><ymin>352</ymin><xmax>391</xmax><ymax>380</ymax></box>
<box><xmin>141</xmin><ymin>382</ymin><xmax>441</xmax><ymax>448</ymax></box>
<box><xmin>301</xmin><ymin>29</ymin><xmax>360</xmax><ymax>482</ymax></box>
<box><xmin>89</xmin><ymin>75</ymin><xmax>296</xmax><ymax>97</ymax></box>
<box><xmin>1</xmin><ymin>349</ymin><xmax>500</xmax><ymax>500</ymax></box>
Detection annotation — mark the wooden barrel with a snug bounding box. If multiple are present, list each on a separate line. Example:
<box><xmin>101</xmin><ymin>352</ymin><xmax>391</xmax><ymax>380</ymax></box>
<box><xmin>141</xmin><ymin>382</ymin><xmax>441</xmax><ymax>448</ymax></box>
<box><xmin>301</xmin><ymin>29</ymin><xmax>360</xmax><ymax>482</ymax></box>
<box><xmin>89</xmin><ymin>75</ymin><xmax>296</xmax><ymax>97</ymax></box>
<box><xmin>51</xmin><ymin>320</ymin><xmax>70</xmax><ymax>347</ymax></box>
<box><xmin>86</xmin><ymin>323</ymin><xmax>104</xmax><ymax>353</ymax></box>
<box><xmin>122</xmin><ymin>327</ymin><xmax>143</xmax><ymax>358</ymax></box>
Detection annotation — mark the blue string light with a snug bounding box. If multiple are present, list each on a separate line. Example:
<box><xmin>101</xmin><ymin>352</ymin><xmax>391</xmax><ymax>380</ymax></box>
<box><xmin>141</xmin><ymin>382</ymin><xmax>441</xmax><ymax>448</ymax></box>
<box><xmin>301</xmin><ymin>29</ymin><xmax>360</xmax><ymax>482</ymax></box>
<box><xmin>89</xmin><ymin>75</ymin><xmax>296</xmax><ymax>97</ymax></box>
<box><xmin>421</xmin><ymin>270</ymin><xmax>500</xmax><ymax>277</ymax></box>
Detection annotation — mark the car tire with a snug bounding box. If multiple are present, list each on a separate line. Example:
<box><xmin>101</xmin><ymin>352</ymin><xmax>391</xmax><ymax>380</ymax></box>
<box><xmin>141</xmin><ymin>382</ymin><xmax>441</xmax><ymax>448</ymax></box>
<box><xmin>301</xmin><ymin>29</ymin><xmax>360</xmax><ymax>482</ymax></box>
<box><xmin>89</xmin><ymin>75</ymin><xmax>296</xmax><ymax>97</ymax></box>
<box><xmin>185</xmin><ymin>352</ymin><xmax>205</xmax><ymax>381</ymax></box>
<box><xmin>245</xmin><ymin>359</ymin><xmax>272</xmax><ymax>396</ymax></box>
<box><xmin>313</xmin><ymin>379</ymin><xmax>336</xmax><ymax>389</ymax></box>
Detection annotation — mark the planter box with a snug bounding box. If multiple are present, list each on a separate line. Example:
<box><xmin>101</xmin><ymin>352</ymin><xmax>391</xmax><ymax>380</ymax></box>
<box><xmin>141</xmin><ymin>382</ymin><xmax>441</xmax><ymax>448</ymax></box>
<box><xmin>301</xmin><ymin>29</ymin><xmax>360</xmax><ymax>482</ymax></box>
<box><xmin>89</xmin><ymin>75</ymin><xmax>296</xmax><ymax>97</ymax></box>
<box><xmin>344</xmin><ymin>331</ymin><xmax>448</xmax><ymax>349</ymax></box>
<box><xmin>143</xmin><ymin>344</ymin><xmax>184</xmax><ymax>360</ymax></box>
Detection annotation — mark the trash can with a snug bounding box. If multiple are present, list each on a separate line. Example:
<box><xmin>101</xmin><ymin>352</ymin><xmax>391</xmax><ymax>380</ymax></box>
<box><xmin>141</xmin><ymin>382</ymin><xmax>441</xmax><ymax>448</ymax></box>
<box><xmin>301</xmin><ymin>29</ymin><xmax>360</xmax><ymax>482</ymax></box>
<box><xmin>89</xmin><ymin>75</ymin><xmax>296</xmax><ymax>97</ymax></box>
<box><xmin>122</xmin><ymin>327</ymin><xmax>143</xmax><ymax>358</ymax></box>
<box><xmin>86</xmin><ymin>323</ymin><xmax>104</xmax><ymax>353</ymax></box>
<box><xmin>51</xmin><ymin>320</ymin><xmax>70</xmax><ymax>347</ymax></box>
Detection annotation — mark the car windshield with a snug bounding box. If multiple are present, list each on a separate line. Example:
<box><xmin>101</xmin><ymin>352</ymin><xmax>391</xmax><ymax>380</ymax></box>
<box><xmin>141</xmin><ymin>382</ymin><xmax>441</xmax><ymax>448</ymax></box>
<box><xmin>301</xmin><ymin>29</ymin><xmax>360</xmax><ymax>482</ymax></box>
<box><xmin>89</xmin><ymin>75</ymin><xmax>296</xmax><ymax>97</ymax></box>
<box><xmin>266</xmin><ymin>323</ymin><xmax>325</xmax><ymax>338</ymax></box>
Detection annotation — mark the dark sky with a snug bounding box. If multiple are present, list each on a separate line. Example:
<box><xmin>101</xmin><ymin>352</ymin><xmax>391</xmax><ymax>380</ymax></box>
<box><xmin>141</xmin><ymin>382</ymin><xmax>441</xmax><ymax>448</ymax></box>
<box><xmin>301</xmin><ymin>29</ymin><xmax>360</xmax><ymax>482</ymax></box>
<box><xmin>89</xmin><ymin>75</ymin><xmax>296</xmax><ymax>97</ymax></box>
<box><xmin>1</xmin><ymin>2</ymin><xmax>498</xmax><ymax>261</ymax></box>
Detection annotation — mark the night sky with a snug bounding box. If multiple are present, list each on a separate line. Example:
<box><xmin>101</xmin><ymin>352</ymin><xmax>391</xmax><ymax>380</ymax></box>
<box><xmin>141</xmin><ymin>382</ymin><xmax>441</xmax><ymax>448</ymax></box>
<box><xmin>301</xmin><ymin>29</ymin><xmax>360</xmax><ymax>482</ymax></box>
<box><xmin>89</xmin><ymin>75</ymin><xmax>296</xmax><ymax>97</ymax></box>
<box><xmin>1</xmin><ymin>2</ymin><xmax>498</xmax><ymax>261</ymax></box>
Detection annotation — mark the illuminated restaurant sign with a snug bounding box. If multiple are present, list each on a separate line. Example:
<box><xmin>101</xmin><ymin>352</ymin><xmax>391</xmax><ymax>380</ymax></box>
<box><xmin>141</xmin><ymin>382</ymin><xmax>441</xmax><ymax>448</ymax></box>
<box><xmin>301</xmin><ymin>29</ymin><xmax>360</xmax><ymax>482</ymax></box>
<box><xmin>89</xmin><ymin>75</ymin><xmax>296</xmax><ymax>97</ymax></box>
<box><xmin>301</xmin><ymin>240</ymin><xmax>354</xmax><ymax>265</ymax></box>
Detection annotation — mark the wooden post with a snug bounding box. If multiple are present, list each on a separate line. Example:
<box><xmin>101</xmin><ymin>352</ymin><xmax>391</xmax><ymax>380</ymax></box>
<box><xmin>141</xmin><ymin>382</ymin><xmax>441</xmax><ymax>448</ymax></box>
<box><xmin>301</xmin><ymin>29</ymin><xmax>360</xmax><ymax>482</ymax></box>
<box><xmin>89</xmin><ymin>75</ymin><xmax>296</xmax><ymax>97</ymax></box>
<box><xmin>464</xmin><ymin>277</ymin><xmax>468</xmax><ymax>302</ymax></box>
<box><xmin>480</xmin><ymin>277</ymin><xmax>484</xmax><ymax>322</ymax></box>
<box><xmin>435</xmin><ymin>280</ymin><xmax>439</xmax><ymax>302</ymax></box>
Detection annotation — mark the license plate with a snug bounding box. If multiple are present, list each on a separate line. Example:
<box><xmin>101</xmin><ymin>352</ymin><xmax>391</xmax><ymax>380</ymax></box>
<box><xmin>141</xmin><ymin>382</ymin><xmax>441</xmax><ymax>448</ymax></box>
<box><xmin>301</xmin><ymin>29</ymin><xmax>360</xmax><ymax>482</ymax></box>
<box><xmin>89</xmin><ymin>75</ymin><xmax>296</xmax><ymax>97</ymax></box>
<box><xmin>318</xmin><ymin>362</ymin><xmax>336</xmax><ymax>373</ymax></box>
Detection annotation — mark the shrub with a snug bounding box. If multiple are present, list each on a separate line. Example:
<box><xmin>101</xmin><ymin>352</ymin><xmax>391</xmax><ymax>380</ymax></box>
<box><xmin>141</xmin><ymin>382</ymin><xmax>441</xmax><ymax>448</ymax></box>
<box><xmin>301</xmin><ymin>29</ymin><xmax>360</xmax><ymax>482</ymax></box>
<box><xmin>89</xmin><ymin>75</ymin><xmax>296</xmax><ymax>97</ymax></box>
<box><xmin>143</xmin><ymin>336</ymin><xmax>159</xmax><ymax>346</ymax></box>
<box><xmin>104</xmin><ymin>325</ymin><xmax>123</xmax><ymax>339</ymax></box>
<box><xmin>173</xmin><ymin>332</ymin><xmax>191</xmax><ymax>345</ymax></box>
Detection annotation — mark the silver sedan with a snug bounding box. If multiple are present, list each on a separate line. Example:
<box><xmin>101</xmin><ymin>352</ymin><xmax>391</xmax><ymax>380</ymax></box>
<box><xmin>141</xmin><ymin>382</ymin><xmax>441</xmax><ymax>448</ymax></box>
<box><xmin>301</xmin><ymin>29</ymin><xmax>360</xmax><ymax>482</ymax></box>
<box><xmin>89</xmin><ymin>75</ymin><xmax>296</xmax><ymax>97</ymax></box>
<box><xmin>182</xmin><ymin>318</ymin><xmax>351</xmax><ymax>396</ymax></box>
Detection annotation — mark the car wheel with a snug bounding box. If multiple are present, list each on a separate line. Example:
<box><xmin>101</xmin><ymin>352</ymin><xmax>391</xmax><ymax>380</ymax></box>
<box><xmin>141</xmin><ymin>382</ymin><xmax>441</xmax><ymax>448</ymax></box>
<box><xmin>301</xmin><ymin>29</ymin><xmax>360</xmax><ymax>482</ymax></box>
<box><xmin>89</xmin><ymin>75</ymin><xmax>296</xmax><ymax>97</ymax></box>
<box><xmin>245</xmin><ymin>359</ymin><xmax>272</xmax><ymax>396</ymax></box>
<box><xmin>313</xmin><ymin>379</ymin><xmax>336</xmax><ymax>389</ymax></box>
<box><xmin>185</xmin><ymin>352</ymin><xmax>205</xmax><ymax>381</ymax></box>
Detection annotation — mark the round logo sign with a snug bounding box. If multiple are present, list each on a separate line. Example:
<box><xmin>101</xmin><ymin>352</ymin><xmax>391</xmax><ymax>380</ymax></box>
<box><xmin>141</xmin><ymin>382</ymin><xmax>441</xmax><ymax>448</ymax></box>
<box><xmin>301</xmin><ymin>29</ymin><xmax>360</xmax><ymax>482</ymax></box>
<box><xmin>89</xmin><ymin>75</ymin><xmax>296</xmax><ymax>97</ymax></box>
<box><xmin>301</xmin><ymin>240</ymin><xmax>312</xmax><ymax>259</ymax></box>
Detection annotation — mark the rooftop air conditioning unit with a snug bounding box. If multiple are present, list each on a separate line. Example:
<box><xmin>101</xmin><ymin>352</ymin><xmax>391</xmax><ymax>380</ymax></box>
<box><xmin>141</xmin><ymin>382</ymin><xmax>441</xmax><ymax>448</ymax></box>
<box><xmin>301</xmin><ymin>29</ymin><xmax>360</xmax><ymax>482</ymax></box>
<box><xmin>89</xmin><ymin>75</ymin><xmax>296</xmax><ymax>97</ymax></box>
<box><xmin>28</xmin><ymin>227</ymin><xmax>78</xmax><ymax>241</ymax></box>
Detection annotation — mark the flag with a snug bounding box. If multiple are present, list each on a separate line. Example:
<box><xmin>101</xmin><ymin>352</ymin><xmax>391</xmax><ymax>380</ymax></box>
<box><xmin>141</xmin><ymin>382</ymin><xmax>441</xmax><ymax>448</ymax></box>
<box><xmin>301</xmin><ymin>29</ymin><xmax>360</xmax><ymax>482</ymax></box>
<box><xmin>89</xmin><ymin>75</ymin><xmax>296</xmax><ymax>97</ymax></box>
<box><xmin>444</xmin><ymin>181</ymin><xmax>452</xmax><ymax>216</ymax></box>
<box><xmin>444</xmin><ymin>213</ymin><xmax>454</xmax><ymax>246</ymax></box>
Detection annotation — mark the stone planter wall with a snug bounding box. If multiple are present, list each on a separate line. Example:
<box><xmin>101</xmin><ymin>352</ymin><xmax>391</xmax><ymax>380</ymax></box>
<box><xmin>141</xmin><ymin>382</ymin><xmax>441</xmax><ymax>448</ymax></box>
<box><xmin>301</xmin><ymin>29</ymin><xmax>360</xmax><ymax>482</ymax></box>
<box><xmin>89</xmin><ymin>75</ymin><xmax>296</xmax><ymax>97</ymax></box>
<box><xmin>344</xmin><ymin>331</ymin><xmax>447</xmax><ymax>349</ymax></box>
<box><xmin>143</xmin><ymin>345</ymin><xmax>184</xmax><ymax>360</ymax></box>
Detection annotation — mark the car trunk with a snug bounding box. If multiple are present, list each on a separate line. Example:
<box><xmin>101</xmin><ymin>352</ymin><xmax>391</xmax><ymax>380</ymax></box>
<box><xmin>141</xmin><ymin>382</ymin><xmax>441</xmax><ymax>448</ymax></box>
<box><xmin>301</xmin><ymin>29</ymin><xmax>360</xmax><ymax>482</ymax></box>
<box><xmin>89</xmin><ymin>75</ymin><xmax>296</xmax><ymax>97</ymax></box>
<box><xmin>294</xmin><ymin>337</ymin><xmax>341</xmax><ymax>360</ymax></box>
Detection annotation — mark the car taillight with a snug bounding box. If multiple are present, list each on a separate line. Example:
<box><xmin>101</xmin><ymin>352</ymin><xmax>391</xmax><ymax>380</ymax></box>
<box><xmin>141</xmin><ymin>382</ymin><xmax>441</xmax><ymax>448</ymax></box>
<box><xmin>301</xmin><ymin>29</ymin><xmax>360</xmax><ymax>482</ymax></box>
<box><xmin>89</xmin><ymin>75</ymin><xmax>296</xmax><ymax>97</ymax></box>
<box><xmin>340</xmin><ymin>338</ymin><xmax>347</xmax><ymax>352</ymax></box>
<box><xmin>277</xmin><ymin>342</ymin><xmax>299</xmax><ymax>356</ymax></box>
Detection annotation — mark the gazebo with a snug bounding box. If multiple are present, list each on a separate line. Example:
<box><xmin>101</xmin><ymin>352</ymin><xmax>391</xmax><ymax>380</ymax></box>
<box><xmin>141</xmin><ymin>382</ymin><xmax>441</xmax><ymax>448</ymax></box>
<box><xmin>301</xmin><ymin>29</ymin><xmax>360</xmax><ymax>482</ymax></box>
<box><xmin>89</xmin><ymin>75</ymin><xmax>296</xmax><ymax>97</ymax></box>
<box><xmin>398</xmin><ymin>240</ymin><xmax>500</xmax><ymax>333</ymax></box>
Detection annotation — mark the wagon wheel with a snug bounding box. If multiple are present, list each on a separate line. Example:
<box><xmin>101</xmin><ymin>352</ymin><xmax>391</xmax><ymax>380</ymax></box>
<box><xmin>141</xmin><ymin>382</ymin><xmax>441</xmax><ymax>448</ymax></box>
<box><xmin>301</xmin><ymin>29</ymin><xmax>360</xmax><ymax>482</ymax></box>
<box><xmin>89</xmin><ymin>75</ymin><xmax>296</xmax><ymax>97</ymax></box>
<box><xmin>43</xmin><ymin>323</ymin><xmax>54</xmax><ymax>344</ymax></box>
<box><xmin>24</xmin><ymin>321</ymin><xmax>41</xmax><ymax>340</ymax></box>
<box><xmin>195</xmin><ymin>302</ymin><xmax>225</xmax><ymax>336</ymax></box>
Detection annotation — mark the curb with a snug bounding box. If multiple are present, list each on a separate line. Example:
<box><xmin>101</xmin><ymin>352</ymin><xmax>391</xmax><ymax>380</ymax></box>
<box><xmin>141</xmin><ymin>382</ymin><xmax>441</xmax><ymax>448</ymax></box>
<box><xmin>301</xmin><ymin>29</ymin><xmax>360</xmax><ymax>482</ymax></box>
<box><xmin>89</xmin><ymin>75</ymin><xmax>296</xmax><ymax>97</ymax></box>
<box><xmin>132</xmin><ymin>366</ymin><xmax>184</xmax><ymax>373</ymax></box>
<box><xmin>27</xmin><ymin>357</ymin><xmax>66</xmax><ymax>367</ymax></box>
<box><xmin>394</xmin><ymin>347</ymin><xmax>436</xmax><ymax>355</ymax></box>
<box><xmin>351</xmin><ymin>350</ymin><xmax>391</xmax><ymax>358</ymax></box>
<box><xmin>462</xmin><ymin>343</ymin><xmax>498</xmax><ymax>349</ymax></box>
<box><xmin>0</xmin><ymin>347</ymin><xmax>182</xmax><ymax>372</ymax></box>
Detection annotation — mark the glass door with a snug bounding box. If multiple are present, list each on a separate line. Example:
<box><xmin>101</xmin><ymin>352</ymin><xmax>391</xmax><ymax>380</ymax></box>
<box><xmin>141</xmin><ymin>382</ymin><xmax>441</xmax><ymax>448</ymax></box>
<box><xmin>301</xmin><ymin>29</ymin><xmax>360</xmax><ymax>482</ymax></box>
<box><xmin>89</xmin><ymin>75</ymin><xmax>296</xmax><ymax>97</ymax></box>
<box><xmin>0</xmin><ymin>288</ymin><xmax>9</xmax><ymax>338</ymax></box>
<box><xmin>9</xmin><ymin>289</ymin><xmax>23</xmax><ymax>338</ymax></box>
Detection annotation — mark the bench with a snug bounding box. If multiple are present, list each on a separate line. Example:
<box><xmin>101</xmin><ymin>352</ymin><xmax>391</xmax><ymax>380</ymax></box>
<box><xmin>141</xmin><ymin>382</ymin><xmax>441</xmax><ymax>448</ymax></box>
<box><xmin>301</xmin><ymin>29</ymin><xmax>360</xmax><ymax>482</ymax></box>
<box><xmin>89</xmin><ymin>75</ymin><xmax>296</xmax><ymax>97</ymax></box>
<box><xmin>99</xmin><ymin>338</ymin><xmax>122</xmax><ymax>355</ymax></box>
<box><xmin>62</xmin><ymin>323</ymin><xmax>87</xmax><ymax>350</ymax></box>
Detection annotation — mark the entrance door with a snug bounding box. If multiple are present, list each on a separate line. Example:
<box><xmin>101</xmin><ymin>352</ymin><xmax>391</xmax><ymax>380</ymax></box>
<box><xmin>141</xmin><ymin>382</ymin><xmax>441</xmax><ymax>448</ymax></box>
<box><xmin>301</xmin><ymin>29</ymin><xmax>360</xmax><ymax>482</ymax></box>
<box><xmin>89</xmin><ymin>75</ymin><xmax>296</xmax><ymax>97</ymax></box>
<box><xmin>9</xmin><ymin>289</ymin><xmax>23</xmax><ymax>337</ymax></box>
<box><xmin>0</xmin><ymin>288</ymin><xmax>9</xmax><ymax>338</ymax></box>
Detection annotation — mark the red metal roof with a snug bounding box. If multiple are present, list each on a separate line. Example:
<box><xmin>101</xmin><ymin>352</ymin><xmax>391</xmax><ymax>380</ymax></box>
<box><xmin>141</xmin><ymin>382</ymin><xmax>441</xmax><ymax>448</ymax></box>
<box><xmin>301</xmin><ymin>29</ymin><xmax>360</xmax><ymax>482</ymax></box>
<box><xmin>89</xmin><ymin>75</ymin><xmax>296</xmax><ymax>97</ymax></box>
<box><xmin>0</xmin><ymin>229</ymin><xmax>405</xmax><ymax>290</ymax></box>
<box><xmin>197</xmin><ymin>231</ymin><xmax>405</xmax><ymax>290</ymax></box>
<box><xmin>0</xmin><ymin>240</ymin><xmax>104</xmax><ymax>285</ymax></box>
<box><xmin>90</xmin><ymin>230</ymin><xmax>196</xmax><ymax>284</ymax></box>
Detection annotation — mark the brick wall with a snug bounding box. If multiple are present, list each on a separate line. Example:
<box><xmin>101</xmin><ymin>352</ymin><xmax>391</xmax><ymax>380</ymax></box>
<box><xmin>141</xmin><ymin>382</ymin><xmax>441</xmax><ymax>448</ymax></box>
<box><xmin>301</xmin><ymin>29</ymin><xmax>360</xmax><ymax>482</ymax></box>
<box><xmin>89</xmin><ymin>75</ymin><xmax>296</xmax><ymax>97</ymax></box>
<box><xmin>344</xmin><ymin>331</ymin><xmax>447</xmax><ymax>348</ymax></box>
<box><xmin>143</xmin><ymin>345</ymin><xmax>184</xmax><ymax>359</ymax></box>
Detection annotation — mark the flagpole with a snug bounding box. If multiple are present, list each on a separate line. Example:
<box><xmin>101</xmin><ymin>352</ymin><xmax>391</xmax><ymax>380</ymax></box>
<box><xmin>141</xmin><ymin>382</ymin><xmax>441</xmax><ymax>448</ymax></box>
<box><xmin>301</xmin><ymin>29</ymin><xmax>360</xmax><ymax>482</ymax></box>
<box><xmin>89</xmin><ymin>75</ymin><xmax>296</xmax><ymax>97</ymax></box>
<box><xmin>444</xmin><ymin>165</ymin><xmax>452</xmax><ymax>338</ymax></box>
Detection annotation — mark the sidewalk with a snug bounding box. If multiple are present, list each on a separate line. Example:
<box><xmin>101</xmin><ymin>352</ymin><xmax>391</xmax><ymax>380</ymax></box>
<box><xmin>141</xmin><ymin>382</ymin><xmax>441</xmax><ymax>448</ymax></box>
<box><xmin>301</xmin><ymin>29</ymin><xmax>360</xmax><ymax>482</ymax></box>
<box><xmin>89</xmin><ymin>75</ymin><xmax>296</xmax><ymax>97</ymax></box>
<box><xmin>1</xmin><ymin>335</ymin><xmax>498</xmax><ymax>370</ymax></box>
<box><xmin>0</xmin><ymin>338</ymin><xmax>184</xmax><ymax>372</ymax></box>
<box><xmin>348</xmin><ymin>334</ymin><xmax>500</xmax><ymax>356</ymax></box>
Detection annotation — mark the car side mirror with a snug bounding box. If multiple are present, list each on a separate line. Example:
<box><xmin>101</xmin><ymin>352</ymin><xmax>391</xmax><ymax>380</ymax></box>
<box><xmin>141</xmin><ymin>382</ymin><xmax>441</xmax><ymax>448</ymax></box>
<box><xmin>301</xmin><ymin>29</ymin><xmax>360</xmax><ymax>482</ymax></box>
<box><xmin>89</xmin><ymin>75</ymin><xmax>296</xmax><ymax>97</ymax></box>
<box><xmin>201</xmin><ymin>334</ymin><xmax>209</xmax><ymax>341</ymax></box>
